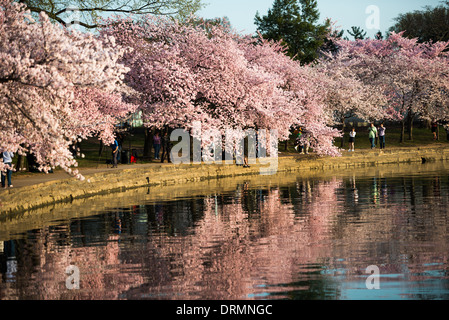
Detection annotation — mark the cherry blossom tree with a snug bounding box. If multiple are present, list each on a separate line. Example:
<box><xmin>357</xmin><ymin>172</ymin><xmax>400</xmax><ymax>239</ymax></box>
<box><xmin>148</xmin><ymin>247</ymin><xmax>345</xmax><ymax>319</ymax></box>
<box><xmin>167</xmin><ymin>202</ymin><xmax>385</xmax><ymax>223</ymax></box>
<box><xmin>0</xmin><ymin>0</ymin><xmax>135</xmax><ymax>177</ymax></box>
<box><xmin>240</xmin><ymin>35</ymin><xmax>341</xmax><ymax>156</ymax></box>
<box><xmin>316</xmin><ymin>44</ymin><xmax>389</xmax><ymax>148</ymax></box>
<box><xmin>102</xmin><ymin>16</ymin><xmax>341</xmax><ymax>157</ymax></box>
<box><xmin>326</xmin><ymin>32</ymin><xmax>449</xmax><ymax>142</ymax></box>
<box><xmin>71</xmin><ymin>87</ymin><xmax>138</xmax><ymax>144</ymax></box>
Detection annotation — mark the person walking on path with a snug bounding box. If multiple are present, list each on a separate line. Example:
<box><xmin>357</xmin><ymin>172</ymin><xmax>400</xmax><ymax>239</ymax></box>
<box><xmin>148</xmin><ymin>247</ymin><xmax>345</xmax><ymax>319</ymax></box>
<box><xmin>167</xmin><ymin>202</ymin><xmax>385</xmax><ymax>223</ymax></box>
<box><xmin>160</xmin><ymin>131</ymin><xmax>172</xmax><ymax>163</ymax></box>
<box><xmin>431</xmin><ymin>122</ymin><xmax>438</xmax><ymax>140</ymax></box>
<box><xmin>368</xmin><ymin>123</ymin><xmax>378</xmax><ymax>149</ymax></box>
<box><xmin>153</xmin><ymin>132</ymin><xmax>161</xmax><ymax>160</ymax></box>
<box><xmin>348</xmin><ymin>128</ymin><xmax>356</xmax><ymax>152</ymax></box>
<box><xmin>302</xmin><ymin>133</ymin><xmax>311</xmax><ymax>155</ymax></box>
<box><xmin>111</xmin><ymin>139</ymin><xmax>119</xmax><ymax>168</ymax></box>
<box><xmin>1</xmin><ymin>150</ymin><xmax>14</xmax><ymax>188</ymax></box>
<box><xmin>378</xmin><ymin>124</ymin><xmax>386</xmax><ymax>149</ymax></box>
<box><xmin>293</xmin><ymin>128</ymin><xmax>303</xmax><ymax>153</ymax></box>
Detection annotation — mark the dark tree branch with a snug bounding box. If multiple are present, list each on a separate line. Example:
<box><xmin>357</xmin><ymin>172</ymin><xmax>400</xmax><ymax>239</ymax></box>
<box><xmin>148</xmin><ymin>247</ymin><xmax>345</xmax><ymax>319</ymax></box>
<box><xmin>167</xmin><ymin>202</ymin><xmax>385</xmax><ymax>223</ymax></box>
<box><xmin>21</xmin><ymin>1</ymin><xmax>200</xmax><ymax>29</ymax></box>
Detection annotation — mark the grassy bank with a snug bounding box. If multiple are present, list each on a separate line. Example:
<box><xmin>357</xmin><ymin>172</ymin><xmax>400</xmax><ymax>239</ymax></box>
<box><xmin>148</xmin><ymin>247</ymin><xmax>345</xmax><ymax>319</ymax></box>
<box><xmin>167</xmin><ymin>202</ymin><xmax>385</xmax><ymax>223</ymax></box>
<box><xmin>336</xmin><ymin>125</ymin><xmax>448</xmax><ymax>149</ymax></box>
<box><xmin>279</xmin><ymin>124</ymin><xmax>449</xmax><ymax>154</ymax></box>
<box><xmin>10</xmin><ymin>124</ymin><xmax>449</xmax><ymax>175</ymax></box>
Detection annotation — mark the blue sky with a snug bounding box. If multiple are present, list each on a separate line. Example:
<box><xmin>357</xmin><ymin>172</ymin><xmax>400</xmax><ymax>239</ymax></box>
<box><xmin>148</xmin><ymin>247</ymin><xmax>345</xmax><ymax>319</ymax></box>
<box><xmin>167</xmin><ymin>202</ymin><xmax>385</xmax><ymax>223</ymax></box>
<box><xmin>198</xmin><ymin>0</ymin><xmax>443</xmax><ymax>38</ymax></box>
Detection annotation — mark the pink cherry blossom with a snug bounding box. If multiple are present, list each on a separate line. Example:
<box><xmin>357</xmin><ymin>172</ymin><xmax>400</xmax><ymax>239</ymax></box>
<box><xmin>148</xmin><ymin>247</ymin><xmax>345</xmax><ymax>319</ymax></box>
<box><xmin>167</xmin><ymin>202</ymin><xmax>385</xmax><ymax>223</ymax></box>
<box><xmin>102</xmin><ymin>16</ymin><xmax>341</xmax><ymax>156</ymax></box>
<box><xmin>0</xmin><ymin>0</ymin><xmax>135</xmax><ymax>176</ymax></box>
<box><xmin>324</xmin><ymin>32</ymin><xmax>449</xmax><ymax>129</ymax></box>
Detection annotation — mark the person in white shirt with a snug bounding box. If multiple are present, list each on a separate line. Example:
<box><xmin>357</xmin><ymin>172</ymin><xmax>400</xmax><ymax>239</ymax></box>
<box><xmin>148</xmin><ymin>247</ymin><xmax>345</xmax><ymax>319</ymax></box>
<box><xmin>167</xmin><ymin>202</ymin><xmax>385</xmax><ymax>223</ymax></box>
<box><xmin>348</xmin><ymin>128</ymin><xmax>356</xmax><ymax>152</ymax></box>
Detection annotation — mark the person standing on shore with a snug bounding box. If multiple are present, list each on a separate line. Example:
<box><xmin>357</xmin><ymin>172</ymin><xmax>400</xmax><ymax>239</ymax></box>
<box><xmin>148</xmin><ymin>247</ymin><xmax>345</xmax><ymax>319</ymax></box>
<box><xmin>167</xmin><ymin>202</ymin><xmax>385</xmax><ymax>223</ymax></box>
<box><xmin>1</xmin><ymin>150</ymin><xmax>14</xmax><ymax>188</ymax></box>
<box><xmin>160</xmin><ymin>131</ymin><xmax>171</xmax><ymax>163</ymax></box>
<box><xmin>302</xmin><ymin>133</ymin><xmax>311</xmax><ymax>154</ymax></box>
<box><xmin>431</xmin><ymin>122</ymin><xmax>438</xmax><ymax>140</ymax></box>
<box><xmin>111</xmin><ymin>139</ymin><xmax>119</xmax><ymax>168</ymax></box>
<box><xmin>348</xmin><ymin>128</ymin><xmax>356</xmax><ymax>152</ymax></box>
<box><xmin>368</xmin><ymin>123</ymin><xmax>378</xmax><ymax>149</ymax></box>
<box><xmin>153</xmin><ymin>132</ymin><xmax>161</xmax><ymax>160</ymax></box>
<box><xmin>294</xmin><ymin>127</ymin><xmax>303</xmax><ymax>153</ymax></box>
<box><xmin>378</xmin><ymin>123</ymin><xmax>386</xmax><ymax>149</ymax></box>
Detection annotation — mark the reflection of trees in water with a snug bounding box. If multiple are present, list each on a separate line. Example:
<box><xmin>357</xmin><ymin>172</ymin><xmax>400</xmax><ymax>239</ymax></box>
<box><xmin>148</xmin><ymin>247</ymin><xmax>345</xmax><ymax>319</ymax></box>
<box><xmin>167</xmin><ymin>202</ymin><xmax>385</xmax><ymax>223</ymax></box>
<box><xmin>1</xmin><ymin>172</ymin><xmax>449</xmax><ymax>299</ymax></box>
<box><xmin>0</xmin><ymin>178</ymin><xmax>344</xmax><ymax>299</ymax></box>
<box><xmin>328</xmin><ymin>173</ymin><xmax>449</xmax><ymax>298</ymax></box>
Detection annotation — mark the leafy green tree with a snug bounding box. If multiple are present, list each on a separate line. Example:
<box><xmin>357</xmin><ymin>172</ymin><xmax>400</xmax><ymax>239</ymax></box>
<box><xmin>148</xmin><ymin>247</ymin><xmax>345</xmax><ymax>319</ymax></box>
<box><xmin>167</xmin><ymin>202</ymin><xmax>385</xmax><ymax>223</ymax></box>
<box><xmin>375</xmin><ymin>31</ymin><xmax>383</xmax><ymax>40</ymax></box>
<box><xmin>320</xmin><ymin>28</ymin><xmax>344</xmax><ymax>54</ymax></box>
<box><xmin>346</xmin><ymin>26</ymin><xmax>366</xmax><ymax>40</ymax></box>
<box><xmin>254</xmin><ymin>0</ymin><xmax>330</xmax><ymax>64</ymax></box>
<box><xmin>16</xmin><ymin>0</ymin><xmax>205</xmax><ymax>29</ymax></box>
<box><xmin>389</xmin><ymin>1</ymin><xmax>449</xmax><ymax>42</ymax></box>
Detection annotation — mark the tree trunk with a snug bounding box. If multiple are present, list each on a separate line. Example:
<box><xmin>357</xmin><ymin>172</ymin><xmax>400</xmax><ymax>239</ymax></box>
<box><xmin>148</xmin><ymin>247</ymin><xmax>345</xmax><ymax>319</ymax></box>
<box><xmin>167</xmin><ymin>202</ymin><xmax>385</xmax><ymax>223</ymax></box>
<box><xmin>340</xmin><ymin>117</ymin><xmax>346</xmax><ymax>149</ymax></box>
<box><xmin>407</xmin><ymin>112</ymin><xmax>415</xmax><ymax>141</ymax></box>
<box><xmin>15</xmin><ymin>154</ymin><xmax>27</xmax><ymax>171</ymax></box>
<box><xmin>400</xmin><ymin>120</ymin><xmax>406</xmax><ymax>143</ymax></box>
<box><xmin>99</xmin><ymin>140</ymin><xmax>104</xmax><ymax>157</ymax></box>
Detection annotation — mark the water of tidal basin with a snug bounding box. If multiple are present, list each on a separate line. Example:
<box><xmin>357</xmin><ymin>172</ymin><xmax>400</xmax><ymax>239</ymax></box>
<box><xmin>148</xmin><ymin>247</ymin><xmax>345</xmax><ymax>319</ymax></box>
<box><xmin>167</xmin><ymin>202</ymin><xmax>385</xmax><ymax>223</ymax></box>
<box><xmin>1</xmin><ymin>162</ymin><xmax>449</xmax><ymax>300</ymax></box>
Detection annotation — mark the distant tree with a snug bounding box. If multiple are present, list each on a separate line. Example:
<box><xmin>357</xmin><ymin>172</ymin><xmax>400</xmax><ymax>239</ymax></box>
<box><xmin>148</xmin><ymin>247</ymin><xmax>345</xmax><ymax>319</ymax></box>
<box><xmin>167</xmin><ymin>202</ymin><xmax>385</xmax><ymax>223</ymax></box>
<box><xmin>375</xmin><ymin>31</ymin><xmax>383</xmax><ymax>40</ymax></box>
<box><xmin>16</xmin><ymin>0</ymin><xmax>205</xmax><ymax>29</ymax></box>
<box><xmin>320</xmin><ymin>28</ymin><xmax>344</xmax><ymax>55</ymax></box>
<box><xmin>389</xmin><ymin>1</ymin><xmax>449</xmax><ymax>42</ymax></box>
<box><xmin>346</xmin><ymin>26</ymin><xmax>367</xmax><ymax>40</ymax></box>
<box><xmin>254</xmin><ymin>0</ymin><xmax>330</xmax><ymax>64</ymax></box>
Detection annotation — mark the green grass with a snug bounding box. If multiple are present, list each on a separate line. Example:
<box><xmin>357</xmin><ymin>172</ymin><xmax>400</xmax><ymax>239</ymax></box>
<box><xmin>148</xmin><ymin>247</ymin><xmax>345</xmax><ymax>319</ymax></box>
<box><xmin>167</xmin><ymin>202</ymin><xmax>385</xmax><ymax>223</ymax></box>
<box><xmin>280</xmin><ymin>124</ymin><xmax>449</xmax><ymax>154</ymax></box>
<box><xmin>334</xmin><ymin>125</ymin><xmax>449</xmax><ymax>150</ymax></box>
<box><xmin>12</xmin><ymin>125</ymin><xmax>449</xmax><ymax>173</ymax></box>
<box><xmin>75</xmin><ymin>127</ymin><xmax>154</xmax><ymax>168</ymax></box>
<box><xmin>79</xmin><ymin>125</ymin><xmax>449</xmax><ymax>166</ymax></box>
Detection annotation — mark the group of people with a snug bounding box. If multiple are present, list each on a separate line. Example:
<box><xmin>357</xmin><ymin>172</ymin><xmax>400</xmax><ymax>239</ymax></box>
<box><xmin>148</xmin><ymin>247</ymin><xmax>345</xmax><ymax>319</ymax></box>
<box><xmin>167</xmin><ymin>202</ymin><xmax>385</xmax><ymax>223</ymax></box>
<box><xmin>110</xmin><ymin>130</ymin><xmax>172</xmax><ymax>168</ymax></box>
<box><xmin>153</xmin><ymin>131</ymin><xmax>172</xmax><ymax>163</ymax></box>
<box><xmin>293</xmin><ymin>127</ymin><xmax>311</xmax><ymax>155</ymax></box>
<box><xmin>107</xmin><ymin>121</ymin><xmax>449</xmax><ymax>169</ymax></box>
<box><xmin>348</xmin><ymin>123</ymin><xmax>386</xmax><ymax>152</ymax></box>
<box><xmin>1</xmin><ymin>150</ymin><xmax>14</xmax><ymax>188</ymax></box>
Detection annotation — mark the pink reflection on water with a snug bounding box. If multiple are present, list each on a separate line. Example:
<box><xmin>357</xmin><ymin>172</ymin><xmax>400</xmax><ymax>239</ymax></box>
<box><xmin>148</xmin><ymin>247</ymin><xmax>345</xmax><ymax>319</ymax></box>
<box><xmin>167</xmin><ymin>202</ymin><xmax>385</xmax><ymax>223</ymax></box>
<box><xmin>2</xmin><ymin>174</ymin><xmax>449</xmax><ymax>300</ymax></box>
